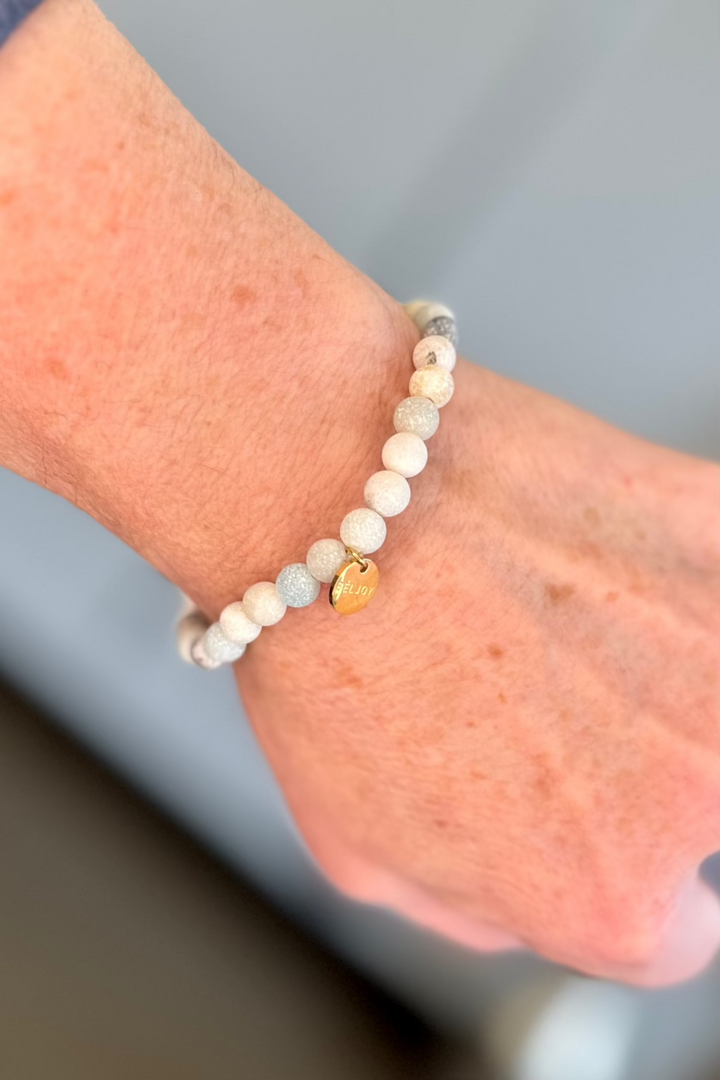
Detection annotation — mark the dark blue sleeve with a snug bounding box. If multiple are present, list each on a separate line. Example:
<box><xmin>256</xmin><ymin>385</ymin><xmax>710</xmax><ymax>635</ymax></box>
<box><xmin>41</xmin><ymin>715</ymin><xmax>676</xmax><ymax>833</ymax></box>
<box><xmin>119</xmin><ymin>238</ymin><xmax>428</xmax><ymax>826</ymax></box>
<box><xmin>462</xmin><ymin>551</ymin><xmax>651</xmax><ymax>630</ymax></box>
<box><xmin>0</xmin><ymin>0</ymin><xmax>44</xmax><ymax>48</ymax></box>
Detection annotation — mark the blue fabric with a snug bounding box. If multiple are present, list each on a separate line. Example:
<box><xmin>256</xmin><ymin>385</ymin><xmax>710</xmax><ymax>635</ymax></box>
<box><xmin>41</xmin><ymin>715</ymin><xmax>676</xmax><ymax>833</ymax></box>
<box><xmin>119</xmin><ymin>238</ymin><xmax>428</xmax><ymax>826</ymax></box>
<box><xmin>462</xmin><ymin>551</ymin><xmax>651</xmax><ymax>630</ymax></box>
<box><xmin>0</xmin><ymin>0</ymin><xmax>43</xmax><ymax>48</ymax></box>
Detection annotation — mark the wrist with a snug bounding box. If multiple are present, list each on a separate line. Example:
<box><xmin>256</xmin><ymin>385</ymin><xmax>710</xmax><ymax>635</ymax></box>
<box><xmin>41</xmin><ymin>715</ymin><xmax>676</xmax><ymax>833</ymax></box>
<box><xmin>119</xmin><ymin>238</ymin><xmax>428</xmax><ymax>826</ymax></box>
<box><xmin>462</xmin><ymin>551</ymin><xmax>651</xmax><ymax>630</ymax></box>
<box><xmin>0</xmin><ymin>0</ymin><xmax>418</xmax><ymax>613</ymax></box>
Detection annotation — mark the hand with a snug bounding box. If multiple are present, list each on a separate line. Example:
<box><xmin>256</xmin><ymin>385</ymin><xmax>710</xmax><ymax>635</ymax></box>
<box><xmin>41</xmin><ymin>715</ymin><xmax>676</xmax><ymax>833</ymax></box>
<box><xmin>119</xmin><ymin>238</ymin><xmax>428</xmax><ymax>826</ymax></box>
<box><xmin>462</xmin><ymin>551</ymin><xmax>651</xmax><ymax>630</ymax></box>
<box><xmin>238</xmin><ymin>357</ymin><xmax>720</xmax><ymax>986</ymax></box>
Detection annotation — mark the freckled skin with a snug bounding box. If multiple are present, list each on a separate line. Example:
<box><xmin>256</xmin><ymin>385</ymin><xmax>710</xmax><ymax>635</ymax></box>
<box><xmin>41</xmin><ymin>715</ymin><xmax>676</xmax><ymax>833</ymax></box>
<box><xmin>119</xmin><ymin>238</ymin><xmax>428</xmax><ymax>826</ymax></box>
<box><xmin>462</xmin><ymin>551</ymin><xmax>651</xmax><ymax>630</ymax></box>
<box><xmin>0</xmin><ymin>0</ymin><xmax>717</xmax><ymax>988</ymax></box>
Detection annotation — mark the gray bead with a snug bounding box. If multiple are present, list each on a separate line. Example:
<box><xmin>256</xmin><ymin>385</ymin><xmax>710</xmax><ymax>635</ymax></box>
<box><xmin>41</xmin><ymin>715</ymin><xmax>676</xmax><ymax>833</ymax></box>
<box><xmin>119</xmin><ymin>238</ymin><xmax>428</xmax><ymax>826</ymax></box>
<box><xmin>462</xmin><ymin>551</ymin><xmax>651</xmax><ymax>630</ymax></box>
<box><xmin>423</xmin><ymin>315</ymin><xmax>458</xmax><ymax>347</ymax></box>
<box><xmin>276</xmin><ymin>562</ymin><xmax>321</xmax><ymax>608</ymax></box>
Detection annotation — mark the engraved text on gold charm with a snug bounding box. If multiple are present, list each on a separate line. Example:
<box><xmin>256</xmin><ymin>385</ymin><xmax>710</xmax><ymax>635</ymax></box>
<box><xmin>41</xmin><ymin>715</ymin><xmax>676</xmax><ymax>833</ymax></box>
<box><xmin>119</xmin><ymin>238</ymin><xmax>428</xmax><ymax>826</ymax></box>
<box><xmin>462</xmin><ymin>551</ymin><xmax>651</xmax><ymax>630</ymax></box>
<box><xmin>330</xmin><ymin>559</ymin><xmax>379</xmax><ymax>615</ymax></box>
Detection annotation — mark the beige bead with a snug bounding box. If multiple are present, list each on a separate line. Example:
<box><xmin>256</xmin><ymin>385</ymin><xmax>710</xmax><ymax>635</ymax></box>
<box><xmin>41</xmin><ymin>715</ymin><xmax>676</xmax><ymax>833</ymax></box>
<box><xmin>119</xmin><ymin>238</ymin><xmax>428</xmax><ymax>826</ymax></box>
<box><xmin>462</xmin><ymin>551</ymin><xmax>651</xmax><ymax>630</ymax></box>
<box><xmin>364</xmin><ymin>470</ymin><xmax>411</xmax><ymax>517</ymax></box>
<box><xmin>404</xmin><ymin>300</ymin><xmax>455</xmax><ymax>330</ymax></box>
<box><xmin>242</xmin><ymin>581</ymin><xmax>287</xmax><ymax>626</ymax></box>
<box><xmin>412</xmin><ymin>335</ymin><xmax>456</xmax><ymax>372</ymax></box>
<box><xmin>381</xmin><ymin>432</ymin><xmax>428</xmax><ymax>478</ymax></box>
<box><xmin>403</xmin><ymin>300</ymin><xmax>431</xmax><ymax>324</ymax></box>
<box><xmin>409</xmin><ymin>365</ymin><xmax>454</xmax><ymax>408</ymax></box>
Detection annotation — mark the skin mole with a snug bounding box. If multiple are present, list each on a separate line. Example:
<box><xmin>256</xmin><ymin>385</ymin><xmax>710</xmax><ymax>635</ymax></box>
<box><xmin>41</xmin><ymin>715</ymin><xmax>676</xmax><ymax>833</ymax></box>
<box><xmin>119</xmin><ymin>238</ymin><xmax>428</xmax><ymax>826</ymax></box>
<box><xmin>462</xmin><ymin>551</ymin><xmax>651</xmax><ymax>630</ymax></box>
<box><xmin>231</xmin><ymin>284</ymin><xmax>257</xmax><ymax>308</ymax></box>
<box><xmin>546</xmin><ymin>582</ymin><xmax>576</xmax><ymax>604</ymax></box>
<box><xmin>45</xmin><ymin>357</ymin><xmax>69</xmax><ymax>380</ymax></box>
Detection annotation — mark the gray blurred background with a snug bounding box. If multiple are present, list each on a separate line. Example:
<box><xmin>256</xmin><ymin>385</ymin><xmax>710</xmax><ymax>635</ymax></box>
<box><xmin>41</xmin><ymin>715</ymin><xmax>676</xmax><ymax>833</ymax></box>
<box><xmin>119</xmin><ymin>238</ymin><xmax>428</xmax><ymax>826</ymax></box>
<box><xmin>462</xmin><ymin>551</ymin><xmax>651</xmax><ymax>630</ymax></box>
<box><xmin>0</xmin><ymin>0</ymin><xmax>718</xmax><ymax>1076</ymax></box>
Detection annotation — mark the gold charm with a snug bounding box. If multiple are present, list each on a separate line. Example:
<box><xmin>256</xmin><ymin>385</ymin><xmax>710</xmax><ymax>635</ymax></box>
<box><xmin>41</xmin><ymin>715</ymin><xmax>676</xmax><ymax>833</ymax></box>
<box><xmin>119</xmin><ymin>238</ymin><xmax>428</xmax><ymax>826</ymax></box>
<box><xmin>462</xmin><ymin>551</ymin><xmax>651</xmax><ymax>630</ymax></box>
<box><xmin>330</xmin><ymin>554</ymin><xmax>379</xmax><ymax>615</ymax></box>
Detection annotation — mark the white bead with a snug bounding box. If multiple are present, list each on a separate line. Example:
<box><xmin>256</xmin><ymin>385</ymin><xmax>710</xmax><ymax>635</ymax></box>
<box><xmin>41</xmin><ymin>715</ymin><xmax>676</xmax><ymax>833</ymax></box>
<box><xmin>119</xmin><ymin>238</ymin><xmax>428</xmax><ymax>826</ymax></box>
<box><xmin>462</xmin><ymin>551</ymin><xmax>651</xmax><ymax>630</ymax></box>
<box><xmin>340</xmin><ymin>507</ymin><xmax>387</xmax><ymax>554</ymax></box>
<box><xmin>176</xmin><ymin>610</ymin><xmax>210</xmax><ymax>664</ymax></box>
<box><xmin>381</xmin><ymin>432</ymin><xmax>428</xmax><ymax>478</ymax></box>
<box><xmin>307</xmin><ymin>538</ymin><xmax>347</xmax><ymax>583</ymax></box>
<box><xmin>219</xmin><ymin>601</ymin><xmax>262</xmax><ymax>645</ymax></box>
<box><xmin>393</xmin><ymin>396</ymin><xmax>440</xmax><ymax>440</ymax></box>
<box><xmin>200</xmin><ymin>622</ymin><xmax>247</xmax><ymax>664</ymax></box>
<box><xmin>412</xmin><ymin>335</ymin><xmax>456</xmax><ymax>372</ymax></box>
<box><xmin>409</xmin><ymin>365</ymin><xmax>454</xmax><ymax>408</ymax></box>
<box><xmin>405</xmin><ymin>300</ymin><xmax>455</xmax><ymax>330</ymax></box>
<box><xmin>242</xmin><ymin>581</ymin><xmax>287</xmax><ymax>626</ymax></box>
<box><xmin>364</xmin><ymin>470</ymin><xmax>411</xmax><ymax>517</ymax></box>
<box><xmin>276</xmin><ymin>562</ymin><xmax>321</xmax><ymax>607</ymax></box>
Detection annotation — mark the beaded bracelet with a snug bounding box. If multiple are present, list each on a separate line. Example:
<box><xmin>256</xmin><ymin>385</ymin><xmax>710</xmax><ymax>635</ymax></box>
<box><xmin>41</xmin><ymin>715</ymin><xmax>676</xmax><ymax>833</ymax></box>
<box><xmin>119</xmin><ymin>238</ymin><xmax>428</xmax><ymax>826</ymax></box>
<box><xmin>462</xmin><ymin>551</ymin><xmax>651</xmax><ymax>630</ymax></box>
<box><xmin>176</xmin><ymin>300</ymin><xmax>458</xmax><ymax>670</ymax></box>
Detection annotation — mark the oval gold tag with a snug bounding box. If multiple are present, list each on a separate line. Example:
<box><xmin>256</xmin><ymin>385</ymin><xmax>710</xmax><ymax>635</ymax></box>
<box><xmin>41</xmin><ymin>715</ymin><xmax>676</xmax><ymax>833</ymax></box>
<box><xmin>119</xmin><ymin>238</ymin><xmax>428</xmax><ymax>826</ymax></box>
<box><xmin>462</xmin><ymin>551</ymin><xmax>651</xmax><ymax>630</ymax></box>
<box><xmin>330</xmin><ymin>559</ymin><xmax>379</xmax><ymax>615</ymax></box>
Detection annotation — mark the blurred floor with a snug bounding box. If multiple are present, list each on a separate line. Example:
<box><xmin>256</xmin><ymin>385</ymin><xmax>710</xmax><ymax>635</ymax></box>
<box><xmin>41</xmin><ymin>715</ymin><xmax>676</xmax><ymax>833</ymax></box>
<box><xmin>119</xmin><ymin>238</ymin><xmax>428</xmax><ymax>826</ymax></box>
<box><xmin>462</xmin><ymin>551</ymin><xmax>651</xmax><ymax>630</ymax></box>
<box><xmin>2</xmin><ymin>677</ymin><xmax>719</xmax><ymax>1080</ymax></box>
<box><xmin>0</xmin><ymin>682</ymin><xmax>459</xmax><ymax>1080</ymax></box>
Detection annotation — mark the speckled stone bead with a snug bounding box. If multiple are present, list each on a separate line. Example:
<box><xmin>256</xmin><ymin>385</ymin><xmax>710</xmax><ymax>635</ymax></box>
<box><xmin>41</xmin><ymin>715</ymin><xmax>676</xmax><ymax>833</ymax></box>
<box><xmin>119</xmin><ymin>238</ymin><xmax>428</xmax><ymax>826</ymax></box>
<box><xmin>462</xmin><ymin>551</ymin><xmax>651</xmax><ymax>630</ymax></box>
<box><xmin>276</xmin><ymin>562</ymin><xmax>321</xmax><ymax>607</ymax></box>
<box><xmin>409</xmin><ymin>365</ymin><xmax>454</xmax><ymax>408</ymax></box>
<box><xmin>423</xmin><ymin>315</ymin><xmax>458</xmax><ymax>347</ymax></box>
<box><xmin>393</xmin><ymin>395</ymin><xmax>440</xmax><ymax>440</ymax></box>
<box><xmin>177</xmin><ymin>610</ymin><xmax>211</xmax><ymax>664</ymax></box>
<box><xmin>200</xmin><ymin>622</ymin><xmax>247</xmax><ymax>664</ymax></box>
<box><xmin>364</xmin><ymin>470</ymin><xmax>411</xmax><ymax>517</ymax></box>
<box><xmin>412</xmin><ymin>335</ymin><xmax>456</xmax><ymax>372</ymax></box>
<box><xmin>306</xmin><ymin>538</ymin><xmax>347</xmax><ymax>583</ymax></box>
<box><xmin>219</xmin><ymin>601</ymin><xmax>262</xmax><ymax>645</ymax></box>
<box><xmin>381</xmin><ymin>432</ymin><xmax>428</xmax><ymax>478</ymax></box>
<box><xmin>340</xmin><ymin>507</ymin><xmax>387</xmax><ymax>554</ymax></box>
<box><xmin>242</xmin><ymin>581</ymin><xmax>287</xmax><ymax>626</ymax></box>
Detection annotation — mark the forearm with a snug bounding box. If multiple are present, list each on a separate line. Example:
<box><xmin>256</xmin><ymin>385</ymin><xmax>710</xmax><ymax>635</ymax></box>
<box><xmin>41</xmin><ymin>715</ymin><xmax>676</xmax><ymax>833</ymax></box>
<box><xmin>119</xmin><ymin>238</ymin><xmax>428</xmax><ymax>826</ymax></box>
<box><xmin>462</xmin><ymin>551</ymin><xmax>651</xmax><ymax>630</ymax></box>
<box><xmin>0</xmin><ymin>0</ymin><xmax>417</xmax><ymax>613</ymax></box>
